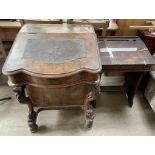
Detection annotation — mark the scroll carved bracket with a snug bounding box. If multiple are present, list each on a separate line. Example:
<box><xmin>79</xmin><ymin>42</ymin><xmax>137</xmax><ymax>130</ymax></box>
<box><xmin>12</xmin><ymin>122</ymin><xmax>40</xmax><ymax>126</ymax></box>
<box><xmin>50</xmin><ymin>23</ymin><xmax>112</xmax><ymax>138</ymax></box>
<box><xmin>13</xmin><ymin>86</ymin><xmax>30</xmax><ymax>104</ymax></box>
<box><xmin>83</xmin><ymin>91</ymin><xmax>96</xmax><ymax>128</ymax></box>
<box><xmin>93</xmin><ymin>82</ymin><xmax>101</xmax><ymax>95</ymax></box>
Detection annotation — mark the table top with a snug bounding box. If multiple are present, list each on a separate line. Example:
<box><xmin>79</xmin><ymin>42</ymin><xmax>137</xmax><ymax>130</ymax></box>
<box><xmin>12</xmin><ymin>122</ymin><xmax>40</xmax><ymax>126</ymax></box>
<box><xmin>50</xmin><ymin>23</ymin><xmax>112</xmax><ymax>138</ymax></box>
<box><xmin>98</xmin><ymin>36</ymin><xmax>155</xmax><ymax>72</ymax></box>
<box><xmin>2</xmin><ymin>24</ymin><xmax>101</xmax><ymax>77</ymax></box>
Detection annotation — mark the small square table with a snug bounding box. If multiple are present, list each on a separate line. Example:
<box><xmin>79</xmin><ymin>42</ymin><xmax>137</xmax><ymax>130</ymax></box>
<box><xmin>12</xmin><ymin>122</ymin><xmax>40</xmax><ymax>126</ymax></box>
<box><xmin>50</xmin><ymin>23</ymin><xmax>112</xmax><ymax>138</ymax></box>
<box><xmin>98</xmin><ymin>36</ymin><xmax>155</xmax><ymax>107</ymax></box>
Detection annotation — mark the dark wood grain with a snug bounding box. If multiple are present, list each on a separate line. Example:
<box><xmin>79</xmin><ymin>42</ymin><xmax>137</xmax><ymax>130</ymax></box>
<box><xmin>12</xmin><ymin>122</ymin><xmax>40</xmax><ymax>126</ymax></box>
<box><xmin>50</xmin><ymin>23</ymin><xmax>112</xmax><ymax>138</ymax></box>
<box><xmin>98</xmin><ymin>36</ymin><xmax>155</xmax><ymax>72</ymax></box>
<box><xmin>0</xmin><ymin>28</ymin><xmax>19</xmax><ymax>41</ymax></box>
<box><xmin>98</xmin><ymin>36</ymin><xmax>155</xmax><ymax>107</ymax></box>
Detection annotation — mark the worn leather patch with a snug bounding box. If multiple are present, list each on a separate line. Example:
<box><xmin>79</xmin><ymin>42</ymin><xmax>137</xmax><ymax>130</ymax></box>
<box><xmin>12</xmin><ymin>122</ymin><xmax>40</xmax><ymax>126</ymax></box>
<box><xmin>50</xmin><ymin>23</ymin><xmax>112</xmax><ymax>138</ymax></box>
<box><xmin>23</xmin><ymin>39</ymin><xmax>86</xmax><ymax>64</ymax></box>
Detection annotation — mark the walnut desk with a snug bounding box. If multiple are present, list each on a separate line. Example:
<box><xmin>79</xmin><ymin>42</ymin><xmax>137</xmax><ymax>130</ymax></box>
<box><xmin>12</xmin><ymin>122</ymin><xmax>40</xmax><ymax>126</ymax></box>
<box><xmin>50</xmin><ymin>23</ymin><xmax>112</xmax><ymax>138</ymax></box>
<box><xmin>98</xmin><ymin>36</ymin><xmax>155</xmax><ymax>107</ymax></box>
<box><xmin>2</xmin><ymin>24</ymin><xmax>101</xmax><ymax>133</ymax></box>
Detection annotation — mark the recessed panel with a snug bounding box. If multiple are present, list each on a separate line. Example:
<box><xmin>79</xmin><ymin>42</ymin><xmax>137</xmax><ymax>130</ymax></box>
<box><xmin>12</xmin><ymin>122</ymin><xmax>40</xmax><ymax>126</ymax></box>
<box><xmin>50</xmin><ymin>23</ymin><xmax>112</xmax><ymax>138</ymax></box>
<box><xmin>23</xmin><ymin>39</ymin><xmax>86</xmax><ymax>64</ymax></box>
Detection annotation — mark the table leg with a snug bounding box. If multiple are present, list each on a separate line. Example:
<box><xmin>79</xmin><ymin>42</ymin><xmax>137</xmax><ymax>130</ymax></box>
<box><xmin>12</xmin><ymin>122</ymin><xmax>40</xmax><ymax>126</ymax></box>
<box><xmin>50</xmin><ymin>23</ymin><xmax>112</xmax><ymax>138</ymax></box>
<box><xmin>13</xmin><ymin>86</ymin><xmax>31</xmax><ymax>103</ymax></box>
<box><xmin>13</xmin><ymin>86</ymin><xmax>38</xmax><ymax>133</ymax></box>
<box><xmin>124</xmin><ymin>72</ymin><xmax>146</xmax><ymax>107</ymax></box>
<box><xmin>28</xmin><ymin>107</ymin><xmax>38</xmax><ymax>133</ymax></box>
<box><xmin>84</xmin><ymin>91</ymin><xmax>96</xmax><ymax>128</ymax></box>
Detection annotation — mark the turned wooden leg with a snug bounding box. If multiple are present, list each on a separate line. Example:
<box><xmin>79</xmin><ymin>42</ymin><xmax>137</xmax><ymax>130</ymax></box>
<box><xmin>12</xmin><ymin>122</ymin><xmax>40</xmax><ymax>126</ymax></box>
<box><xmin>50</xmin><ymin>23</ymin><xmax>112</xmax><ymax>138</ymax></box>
<box><xmin>13</xmin><ymin>86</ymin><xmax>38</xmax><ymax>132</ymax></box>
<box><xmin>124</xmin><ymin>72</ymin><xmax>146</xmax><ymax>107</ymax></box>
<box><xmin>84</xmin><ymin>92</ymin><xmax>96</xmax><ymax>129</ymax></box>
<box><xmin>28</xmin><ymin>110</ymin><xmax>38</xmax><ymax>133</ymax></box>
<box><xmin>84</xmin><ymin>108</ymin><xmax>96</xmax><ymax>128</ymax></box>
<box><xmin>126</xmin><ymin>88</ymin><xmax>134</xmax><ymax>107</ymax></box>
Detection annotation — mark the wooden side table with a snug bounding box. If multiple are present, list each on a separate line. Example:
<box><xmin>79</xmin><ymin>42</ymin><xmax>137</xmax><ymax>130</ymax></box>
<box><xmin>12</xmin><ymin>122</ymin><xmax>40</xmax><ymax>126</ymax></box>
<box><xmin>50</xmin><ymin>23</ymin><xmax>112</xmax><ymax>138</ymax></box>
<box><xmin>98</xmin><ymin>36</ymin><xmax>155</xmax><ymax>107</ymax></box>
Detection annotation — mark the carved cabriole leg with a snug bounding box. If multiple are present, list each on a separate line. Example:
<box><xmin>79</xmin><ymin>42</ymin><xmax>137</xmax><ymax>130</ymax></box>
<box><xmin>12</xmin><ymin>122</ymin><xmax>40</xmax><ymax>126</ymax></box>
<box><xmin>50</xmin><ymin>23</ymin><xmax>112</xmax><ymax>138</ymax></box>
<box><xmin>94</xmin><ymin>82</ymin><xmax>101</xmax><ymax>95</ymax></box>
<box><xmin>27</xmin><ymin>105</ymin><xmax>38</xmax><ymax>133</ymax></box>
<box><xmin>84</xmin><ymin>91</ymin><xmax>96</xmax><ymax>129</ymax></box>
<box><xmin>13</xmin><ymin>86</ymin><xmax>27</xmax><ymax>103</ymax></box>
<box><xmin>83</xmin><ymin>83</ymin><xmax>100</xmax><ymax>128</ymax></box>
<box><xmin>13</xmin><ymin>86</ymin><xmax>38</xmax><ymax>133</ymax></box>
<box><xmin>92</xmin><ymin>82</ymin><xmax>101</xmax><ymax>108</ymax></box>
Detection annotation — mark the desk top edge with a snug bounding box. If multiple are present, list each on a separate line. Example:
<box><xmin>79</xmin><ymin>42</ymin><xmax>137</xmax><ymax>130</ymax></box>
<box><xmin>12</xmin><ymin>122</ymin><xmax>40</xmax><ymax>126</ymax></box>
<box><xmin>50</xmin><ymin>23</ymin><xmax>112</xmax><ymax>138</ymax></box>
<box><xmin>20</xmin><ymin>24</ymin><xmax>96</xmax><ymax>34</ymax></box>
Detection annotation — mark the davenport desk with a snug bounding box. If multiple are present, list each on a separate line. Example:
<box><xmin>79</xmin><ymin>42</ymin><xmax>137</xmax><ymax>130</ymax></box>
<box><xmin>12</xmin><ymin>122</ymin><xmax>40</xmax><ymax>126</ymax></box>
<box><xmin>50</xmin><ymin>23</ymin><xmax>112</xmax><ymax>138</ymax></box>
<box><xmin>2</xmin><ymin>24</ymin><xmax>101</xmax><ymax>132</ymax></box>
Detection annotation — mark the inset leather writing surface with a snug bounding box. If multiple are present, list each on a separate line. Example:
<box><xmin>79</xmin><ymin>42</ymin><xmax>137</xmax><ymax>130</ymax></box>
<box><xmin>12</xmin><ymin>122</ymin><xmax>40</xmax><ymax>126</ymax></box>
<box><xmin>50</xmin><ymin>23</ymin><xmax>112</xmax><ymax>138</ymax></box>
<box><xmin>3</xmin><ymin>24</ymin><xmax>101</xmax><ymax>77</ymax></box>
<box><xmin>23</xmin><ymin>39</ymin><xmax>86</xmax><ymax>64</ymax></box>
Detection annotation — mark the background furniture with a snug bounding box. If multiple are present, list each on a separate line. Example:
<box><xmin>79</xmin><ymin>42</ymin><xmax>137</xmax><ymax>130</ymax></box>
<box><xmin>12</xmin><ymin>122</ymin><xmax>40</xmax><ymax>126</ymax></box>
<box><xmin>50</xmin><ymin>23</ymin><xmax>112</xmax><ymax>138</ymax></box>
<box><xmin>0</xmin><ymin>60</ymin><xmax>11</xmax><ymax>102</ymax></box>
<box><xmin>65</xmin><ymin>19</ymin><xmax>118</xmax><ymax>36</ymax></box>
<box><xmin>0</xmin><ymin>20</ymin><xmax>21</xmax><ymax>57</ymax></box>
<box><xmin>66</xmin><ymin>19</ymin><xmax>109</xmax><ymax>36</ymax></box>
<box><xmin>144</xmin><ymin>70</ymin><xmax>155</xmax><ymax>111</ymax></box>
<box><xmin>138</xmin><ymin>21</ymin><xmax>155</xmax><ymax>55</ymax></box>
<box><xmin>20</xmin><ymin>19</ymin><xmax>63</xmax><ymax>25</ymax></box>
<box><xmin>115</xmin><ymin>19</ymin><xmax>148</xmax><ymax>36</ymax></box>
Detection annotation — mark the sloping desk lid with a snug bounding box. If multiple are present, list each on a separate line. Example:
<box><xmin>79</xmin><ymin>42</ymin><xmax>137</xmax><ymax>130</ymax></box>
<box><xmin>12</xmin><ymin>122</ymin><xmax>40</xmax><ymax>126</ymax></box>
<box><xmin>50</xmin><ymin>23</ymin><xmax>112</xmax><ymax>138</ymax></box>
<box><xmin>2</xmin><ymin>24</ymin><xmax>101</xmax><ymax>78</ymax></box>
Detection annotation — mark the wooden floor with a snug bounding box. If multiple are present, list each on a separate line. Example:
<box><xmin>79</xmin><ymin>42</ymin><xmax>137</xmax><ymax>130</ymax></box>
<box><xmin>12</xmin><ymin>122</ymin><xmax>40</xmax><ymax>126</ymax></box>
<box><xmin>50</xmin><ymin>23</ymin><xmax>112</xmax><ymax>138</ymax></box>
<box><xmin>1</xmin><ymin>85</ymin><xmax>155</xmax><ymax>136</ymax></box>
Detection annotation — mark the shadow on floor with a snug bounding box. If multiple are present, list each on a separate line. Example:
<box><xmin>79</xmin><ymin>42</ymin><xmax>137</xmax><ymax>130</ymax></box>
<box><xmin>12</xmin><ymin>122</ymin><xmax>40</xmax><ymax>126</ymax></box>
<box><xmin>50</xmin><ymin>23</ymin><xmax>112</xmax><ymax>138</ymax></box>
<box><xmin>136</xmin><ymin>93</ymin><xmax>155</xmax><ymax>129</ymax></box>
